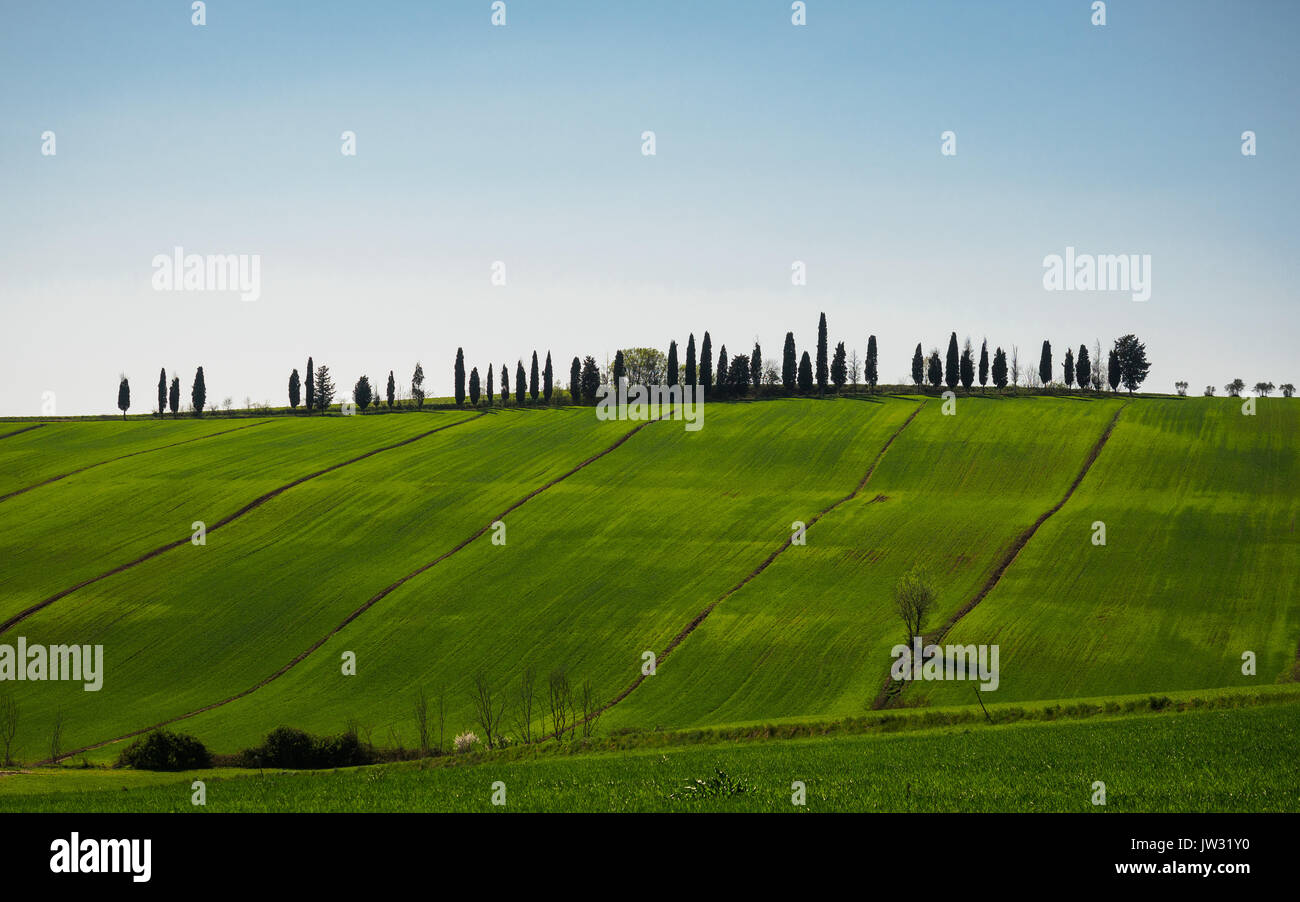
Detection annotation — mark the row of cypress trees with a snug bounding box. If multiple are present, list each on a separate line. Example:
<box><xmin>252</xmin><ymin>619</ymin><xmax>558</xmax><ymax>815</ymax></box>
<box><xmin>908</xmin><ymin>333</ymin><xmax>1151</xmax><ymax>393</ymax></box>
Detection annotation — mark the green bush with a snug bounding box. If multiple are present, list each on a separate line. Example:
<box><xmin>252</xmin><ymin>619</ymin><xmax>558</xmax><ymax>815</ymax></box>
<box><xmin>241</xmin><ymin>726</ymin><xmax>372</xmax><ymax>769</ymax></box>
<box><xmin>117</xmin><ymin>730</ymin><xmax>211</xmax><ymax>771</ymax></box>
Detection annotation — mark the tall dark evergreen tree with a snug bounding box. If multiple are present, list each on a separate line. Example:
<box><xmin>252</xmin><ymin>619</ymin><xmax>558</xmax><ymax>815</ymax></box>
<box><xmin>715</xmin><ymin>345</ymin><xmax>728</xmax><ymax>392</ymax></box>
<box><xmin>978</xmin><ymin>340</ymin><xmax>989</xmax><ymax>391</ymax></box>
<box><xmin>305</xmin><ymin>357</ymin><xmax>315</xmax><ymax>413</ymax></box>
<box><xmin>927</xmin><ymin>351</ymin><xmax>942</xmax><ymax>389</ymax></box>
<box><xmin>685</xmin><ymin>333</ymin><xmax>697</xmax><ymax>386</ymax></box>
<box><xmin>667</xmin><ymin>341</ymin><xmax>679</xmax><ymax>386</ymax></box>
<box><xmin>729</xmin><ymin>354</ymin><xmax>750</xmax><ymax>394</ymax></box>
<box><xmin>830</xmin><ymin>341</ymin><xmax>847</xmax><ymax>391</ymax></box>
<box><xmin>1107</xmin><ymin>350</ymin><xmax>1121</xmax><ymax>392</ymax></box>
<box><xmin>991</xmin><ymin>347</ymin><xmax>1008</xmax><ymax>389</ymax></box>
<box><xmin>501</xmin><ymin>363</ymin><xmax>510</xmax><ymax>404</ymax></box>
<box><xmin>529</xmin><ymin>351</ymin><xmax>540</xmax><ymax>401</ymax></box>
<box><xmin>515</xmin><ymin>361</ymin><xmax>526</xmax><ymax>405</ymax></box>
<box><xmin>386</xmin><ymin>370</ymin><xmax>396</xmax><ymax>408</ymax></box>
<box><xmin>580</xmin><ymin>356</ymin><xmax>601</xmax><ymax>403</ymax></box>
<box><xmin>866</xmin><ymin>335</ymin><xmax>879</xmax><ymax>392</ymax></box>
<box><xmin>288</xmin><ymin>369</ymin><xmax>301</xmax><ymax>410</ymax></box>
<box><xmin>911</xmin><ymin>343</ymin><xmax>924</xmax><ymax>388</ymax></box>
<box><xmin>1113</xmin><ymin>334</ymin><xmax>1151</xmax><ymax>394</ymax></box>
<box><xmin>313</xmin><ymin>365</ymin><xmax>334</xmax><ymax>411</ymax></box>
<box><xmin>945</xmin><ymin>332</ymin><xmax>960</xmax><ymax>389</ymax></box>
<box><xmin>816</xmin><ymin>312</ymin><xmax>829</xmax><ymax>393</ymax></box>
<box><xmin>486</xmin><ymin>364</ymin><xmax>495</xmax><ymax>405</ymax></box>
<box><xmin>751</xmin><ymin>341</ymin><xmax>762</xmax><ymax>390</ymax></box>
<box><xmin>411</xmin><ymin>361</ymin><xmax>425</xmax><ymax>408</ymax></box>
<box><xmin>454</xmin><ymin>348</ymin><xmax>467</xmax><ymax>406</ymax></box>
<box><xmin>782</xmin><ymin>332</ymin><xmax>797</xmax><ymax>391</ymax></box>
<box><xmin>797</xmin><ymin>350</ymin><xmax>814</xmax><ymax>393</ymax></box>
<box><xmin>353</xmin><ymin>375</ymin><xmax>373</xmax><ymax>411</ymax></box>
<box><xmin>1038</xmin><ymin>341</ymin><xmax>1053</xmax><ymax>387</ymax></box>
<box><xmin>468</xmin><ymin>367</ymin><xmax>481</xmax><ymax>406</ymax></box>
<box><xmin>700</xmin><ymin>332</ymin><xmax>713</xmax><ymax>395</ymax></box>
<box><xmin>1063</xmin><ymin>348</ymin><xmax>1075</xmax><ymax>388</ymax></box>
<box><xmin>613</xmin><ymin>349</ymin><xmax>626</xmax><ymax>388</ymax></box>
<box><xmin>569</xmin><ymin>357</ymin><xmax>581</xmax><ymax>403</ymax></box>
<box><xmin>192</xmin><ymin>366</ymin><xmax>207</xmax><ymax>416</ymax></box>
<box><xmin>117</xmin><ymin>375</ymin><xmax>131</xmax><ymax>420</ymax></box>
<box><xmin>959</xmin><ymin>339</ymin><xmax>974</xmax><ymax>390</ymax></box>
<box><xmin>1076</xmin><ymin>345</ymin><xmax>1091</xmax><ymax>392</ymax></box>
<box><xmin>542</xmin><ymin>351</ymin><xmax>553</xmax><ymax>402</ymax></box>
<box><xmin>157</xmin><ymin>368</ymin><xmax>167</xmax><ymax>417</ymax></box>
<box><xmin>168</xmin><ymin>377</ymin><xmax>180</xmax><ymax>417</ymax></box>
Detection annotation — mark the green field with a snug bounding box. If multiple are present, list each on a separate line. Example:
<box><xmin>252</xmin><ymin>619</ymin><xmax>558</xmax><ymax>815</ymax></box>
<box><xmin>0</xmin><ymin>395</ymin><xmax>1296</xmax><ymax>811</ymax></box>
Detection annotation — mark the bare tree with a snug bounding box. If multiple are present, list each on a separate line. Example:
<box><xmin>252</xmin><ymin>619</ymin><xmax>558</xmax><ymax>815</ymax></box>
<box><xmin>1092</xmin><ymin>338</ymin><xmax>1104</xmax><ymax>390</ymax></box>
<box><xmin>1009</xmin><ymin>345</ymin><xmax>1021</xmax><ymax>390</ymax></box>
<box><xmin>849</xmin><ymin>349</ymin><xmax>861</xmax><ymax>388</ymax></box>
<box><xmin>547</xmin><ymin>669</ymin><xmax>573</xmax><ymax>741</ymax></box>
<box><xmin>49</xmin><ymin>709</ymin><xmax>63</xmax><ymax>763</ymax></box>
<box><xmin>579</xmin><ymin>679</ymin><xmax>601</xmax><ymax>739</ymax></box>
<box><xmin>471</xmin><ymin>672</ymin><xmax>506</xmax><ymax>749</ymax></box>
<box><xmin>413</xmin><ymin>688</ymin><xmax>430</xmax><ymax>756</ymax></box>
<box><xmin>0</xmin><ymin>692</ymin><xmax>16</xmax><ymax>766</ymax></box>
<box><xmin>514</xmin><ymin>667</ymin><xmax>537</xmax><ymax>744</ymax></box>
<box><xmin>894</xmin><ymin>565</ymin><xmax>936</xmax><ymax>646</ymax></box>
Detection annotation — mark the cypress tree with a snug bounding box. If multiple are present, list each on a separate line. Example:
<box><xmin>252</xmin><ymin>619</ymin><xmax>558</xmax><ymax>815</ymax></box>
<box><xmin>569</xmin><ymin>357</ymin><xmax>581</xmax><ymax>403</ymax></box>
<box><xmin>515</xmin><ymin>360</ymin><xmax>526</xmax><ymax>405</ymax></box>
<box><xmin>469</xmin><ymin>367</ymin><xmax>480</xmax><ymax>406</ymax></box>
<box><xmin>978</xmin><ymin>340</ymin><xmax>989</xmax><ymax>391</ymax></box>
<box><xmin>1107</xmin><ymin>349</ymin><xmax>1121</xmax><ymax>392</ymax></box>
<box><xmin>816</xmin><ymin>312</ymin><xmax>828</xmax><ymax>393</ymax></box>
<box><xmin>992</xmin><ymin>347</ymin><xmax>1008</xmax><ymax>389</ymax></box>
<box><xmin>716</xmin><ymin>345</ymin><xmax>728</xmax><ymax>392</ymax></box>
<box><xmin>157</xmin><ymin>368</ymin><xmax>167</xmax><ymax>417</ymax></box>
<box><xmin>960</xmin><ymin>339</ymin><xmax>974</xmax><ymax>390</ymax></box>
<box><xmin>685</xmin><ymin>334</ymin><xmax>697</xmax><ymax>386</ymax></box>
<box><xmin>455</xmin><ymin>348</ymin><xmax>466</xmax><ymax>406</ymax></box>
<box><xmin>927</xmin><ymin>351</ymin><xmax>942</xmax><ymax>389</ymax></box>
<box><xmin>543</xmin><ymin>351</ymin><xmax>553</xmax><ymax>402</ymax></box>
<box><xmin>751</xmin><ymin>341</ymin><xmax>762</xmax><ymax>390</ymax></box>
<box><xmin>797</xmin><ymin>350</ymin><xmax>813</xmax><ymax>393</ymax></box>
<box><xmin>411</xmin><ymin>362</ymin><xmax>425</xmax><ymax>408</ymax></box>
<box><xmin>487</xmin><ymin>364</ymin><xmax>495</xmax><ymax>405</ymax></box>
<box><xmin>667</xmin><ymin>341</ymin><xmax>679</xmax><ymax>386</ymax></box>
<box><xmin>782</xmin><ymin>332</ymin><xmax>797</xmax><ymax>391</ymax></box>
<box><xmin>580</xmin><ymin>356</ymin><xmax>600</xmax><ymax>403</ymax></box>
<box><xmin>1038</xmin><ymin>341</ymin><xmax>1052</xmax><ymax>387</ymax></box>
<box><xmin>168</xmin><ymin>377</ymin><xmax>179</xmax><ymax>417</ymax></box>
<box><xmin>305</xmin><ymin>357</ymin><xmax>315</xmax><ymax>413</ymax></box>
<box><xmin>700</xmin><ymin>332</ymin><xmax>713</xmax><ymax>395</ymax></box>
<box><xmin>289</xmin><ymin>369</ymin><xmax>301</xmax><ymax>410</ymax></box>
<box><xmin>1063</xmin><ymin>348</ymin><xmax>1075</xmax><ymax>388</ymax></box>
<box><xmin>1076</xmin><ymin>345</ymin><xmax>1091</xmax><ymax>392</ymax></box>
<box><xmin>529</xmin><ymin>350</ymin><xmax>539</xmax><ymax>401</ymax></box>
<box><xmin>117</xmin><ymin>375</ymin><xmax>131</xmax><ymax>420</ymax></box>
<box><xmin>387</xmin><ymin>370</ymin><xmax>396</xmax><ymax>408</ymax></box>
<box><xmin>945</xmin><ymin>332</ymin><xmax>959</xmax><ymax>389</ymax></box>
<box><xmin>192</xmin><ymin>366</ymin><xmax>207</xmax><ymax>416</ymax></box>
<box><xmin>911</xmin><ymin>343</ymin><xmax>924</xmax><ymax>388</ymax></box>
<box><xmin>501</xmin><ymin>363</ymin><xmax>510</xmax><ymax>404</ymax></box>
<box><xmin>831</xmin><ymin>341</ymin><xmax>847</xmax><ymax>391</ymax></box>
<box><xmin>613</xmin><ymin>350</ymin><xmax>626</xmax><ymax>388</ymax></box>
<box><xmin>866</xmin><ymin>335</ymin><xmax>878</xmax><ymax>392</ymax></box>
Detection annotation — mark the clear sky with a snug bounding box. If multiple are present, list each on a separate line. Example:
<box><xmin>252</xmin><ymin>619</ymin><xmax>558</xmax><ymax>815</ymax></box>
<box><xmin>1</xmin><ymin>0</ymin><xmax>1296</xmax><ymax>415</ymax></box>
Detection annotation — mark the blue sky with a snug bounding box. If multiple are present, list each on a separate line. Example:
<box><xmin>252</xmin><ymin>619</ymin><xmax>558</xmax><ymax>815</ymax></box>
<box><xmin>1</xmin><ymin>0</ymin><xmax>1296</xmax><ymax>414</ymax></box>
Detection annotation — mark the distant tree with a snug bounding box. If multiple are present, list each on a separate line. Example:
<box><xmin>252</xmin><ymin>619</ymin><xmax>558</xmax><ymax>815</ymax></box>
<box><xmin>1091</xmin><ymin>339</ymin><xmax>1104</xmax><ymax>390</ymax></box>
<box><xmin>1010</xmin><ymin>345</ymin><xmax>1021</xmax><ymax>390</ymax></box>
<box><xmin>816</xmin><ymin>313</ymin><xmax>829</xmax><ymax>393</ymax></box>
<box><xmin>569</xmin><ymin>357</ymin><xmax>581</xmax><ymax>403</ymax></box>
<box><xmin>486</xmin><ymin>364</ymin><xmax>495</xmax><ymax>406</ymax></box>
<box><xmin>927</xmin><ymin>351</ymin><xmax>943</xmax><ymax>389</ymax></box>
<box><xmin>782</xmin><ymin>332</ymin><xmax>797</xmax><ymax>391</ymax></box>
<box><xmin>469</xmin><ymin>367</ymin><xmax>481</xmax><ymax>406</ymax></box>
<box><xmin>192</xmin><ymin>366</ymin><xmax>207</xmax><ymax>416</ymax></box>
<box><xmin>542</xmin><ymin>351</ymin><xmax>554</xmax><ymax>402</ymax></box>
<box><xmin>622</xmin><ymin>348</ymin><xmax>667</xmax><ymax>385</ymax></box>
<box><xmin>751</xmin><ymin>341</ymin><xmax>763</xmax><ymax>391</ymax></box>
<box><xmin>612</xmin><ymin>349</ymin><xmax>626</xmax><ymax>389</ymax></box>
<box><xmin>797</xmin><ymin>350</ymin><xmax>814</xmax><ymax>393</ymax></box>
<box><xmin>945</xmin><ymin>333</ymin><xmax>960</xmax><ymax>389</ymax></box>
<box><xmin>529</xmin><ymin>351</ymin><xmax>540</xmax><ymax>401</ymax></box>
<box><xmin>977</xmin><ymin>340</ymin><xmax>989</xmax><ymax>392</ymax></box>
<box><xmin>386</xmin><ymin>371</ymin><xmax>395</xmax><ymax>408</ymax></box>
<box><xmin>313</xmin><ymin>365</ymin><xmax>335</xmax><ymax>411</ymax></box>
<box><xmin>580</xmin><ymin>356</ymin><xmax>601</xmax><ymax>404</ymax></box>
<box><xmin>911</xmin><ymin>343</ymin><xmax>924</xmax><ymax>389</ymax></box>
<box><xmin>1107</xmin><ymin>351</ymin><xmax>1121</xmax><ymax>392</ymax></box>
<box><xmin>411</xmin><ymin>361</ymin><xmax>425</xmax><ymax>408</ymax></box>
<box><xmin>716</xmin><ymin>345</ymin><xmax>728</xmax><ymax>393</ymax></box>
<box><xmin>700</xmin><ymin>332</ymin><xmax>713</xmax><ymax>395</ymax></box>
<box><xmin>454</xmin><ymin>348</ymin><xmax>466</xmax><ymax>406</ymax></box>
<box><xmin>728</xmin><ymin>354</ymin><xmax>751</xmax><ymax>395</ymax></box>
<box><xmin>685</xmin><ymin>333</ymin><xmax>697</xmax><ymax>386</ymax></box>
<box><xmin>991</xmin><ymin>347</ymin><xmax>1008</xmax><ymax>389</ymax></box>
<box><xmin>1063</xmin><ymin>347</ymin><xmax>1075</xmax><ymax>389</ymax></box>
<box><xmin>1076</xmin><ymin>345</ymin><xmax>1091</xmax><ymax>392</ymax></box>
<box><xmin>306</xmin><ymin>357</ymin><xmax>315</xmax><ymax>413</ymax></box>
<box><xmin>1281</xmin><ymin>383</ymin><xmax>1296</xmax><ymax>398</ymax></box>
<box><xmin>1203</xmin><ymin>385</ymin><xmax>1216</xmax><ymax>397</ymax></box>
<box><xmin>117</xmin><ymin>374</ymin><xmax>131</xmax><ymax>420</ymax></box>
<box><xmin>830</xmin><ymin>341</ymin><xmax>847</xmax><ymax>391</ymax></box>
<box><xmin>1038</xmin><ymin>341</ymin><xmax>1053</xmax><ymax>388</ymax></box>
<box><xmin>501</xmin><ymin>363</ymin><xmax>510</xmax><ymax>404</ymax></box>
<box><xmin>866</xmin><ymin>334</ymin><xmax>879</xmax><ymax>392</ymax></box>
<box><xmin>1174</xmin><ymin>381</ymin><xmax>1189</xmax><ymax>397</ymax></box>
<box><xmin>1225</xmin><ymin>378</ymin><xmax>1245</xmax><ymax>398</ymax></box>
<box><xmin>1253</xmin><ymin>381</ymin><xmax>1275</xmax><ymax>397</ymax></box>
<box><xmin>168</xmin><ymin>377</ymin><xmax>180</xmax><ymax>417</ymax></box>
<box><xmin>289</xmin><ymin>369</ymin><xmax>301</xmax><ymax>410</ymax></box>
<box><xmin>353</xmin><ymin>375</ymin><xmax>373</xmax><ymax>411</ymax></box>
<box><xmin>959</xmin><ymin>338</ymin><xmax>974</xmax><ymax>390</ymax></box>
<box><xmin>667</xmin><ymin>340</ymin><xmax>679</xmax><ymax>386</ymax></box>
<box><xmin>894</xmin><ymin>564</ymin><xmax>936</xmax><ymax>646</ymax></box>
<box><xmin>515</xmin><ymin>361</ymin><xmax>526</xmax><ymax>405</ymax></box>
<box><xmin>1113</xmin><ymin>334</ymin><xmax>1150</xmax><ymax>394</ymax></box>
<box><xmin>157</xmin><ymin>368</ymin><xmax>167</xmax><ymax>417</ymax></box>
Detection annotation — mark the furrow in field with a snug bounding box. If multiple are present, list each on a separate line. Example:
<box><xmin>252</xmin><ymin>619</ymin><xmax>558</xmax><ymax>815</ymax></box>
<box><xmin>0</xmin><ymin>424</ymin><xmax>46</xmax><ymax>441</ymax></box>
<box><xmin>0</xmin><ymin>413</ymin><xmax>486</xmax><ymax>636</ymax></box>
<box><xmin>873</xmin><ymin>402</ymin><xmax>1127</xmax><ymax>708</ymax></box>
<box><xmin>0</xmin><ymin>420</ymin><xmax>274</xmax><ymax>504</ymax></box>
